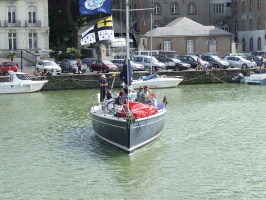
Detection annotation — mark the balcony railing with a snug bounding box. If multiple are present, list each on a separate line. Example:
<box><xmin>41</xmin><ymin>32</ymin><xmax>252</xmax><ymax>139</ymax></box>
<box><xmin>25</xmin><ymin>20</ymin><xmax>41</xmax><ymax>27</ymax></box>
<box><xmin>4</xmin><ymin>20</ymin><xmax>21</xmax><ymax>27</ymax></box>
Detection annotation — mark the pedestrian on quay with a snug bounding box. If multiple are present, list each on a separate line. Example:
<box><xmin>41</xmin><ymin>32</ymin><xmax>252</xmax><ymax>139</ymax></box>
<box><xmin>99</xmin><ymin>74</ymin><xmax>108</xmax><ymax>102</ymax></box>
<box><xmin>195</xmin><ymin>54</ymin><xmax>203</xmax><ymax>70</ymax></box>
<box><xmin>76</xmin><ymin>57</ymin><xmax>82</xmax><ymax>74</ymax></box>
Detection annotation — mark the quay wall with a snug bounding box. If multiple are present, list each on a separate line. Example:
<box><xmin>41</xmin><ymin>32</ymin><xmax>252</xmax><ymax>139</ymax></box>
<box><xmin>0</xmin><ymin>69</ymin><xmax>265</xmax><ymax>90</ymax></box>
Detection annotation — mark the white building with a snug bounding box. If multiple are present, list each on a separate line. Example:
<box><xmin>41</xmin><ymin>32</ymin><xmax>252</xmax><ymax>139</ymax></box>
<box><xmin>0</xmin><ymin>0</ymin><xmax>49</xmax><ymax>65</ymax></box>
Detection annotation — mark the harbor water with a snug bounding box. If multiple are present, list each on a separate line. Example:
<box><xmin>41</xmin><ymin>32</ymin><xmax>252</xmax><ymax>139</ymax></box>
<box><xmin>1</xmin><ymin>84</ymin><xmax>266</xmax><ymax>199</ymax></box>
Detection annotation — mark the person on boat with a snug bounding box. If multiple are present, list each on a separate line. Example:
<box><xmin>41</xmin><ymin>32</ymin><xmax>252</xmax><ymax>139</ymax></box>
<box><xmin>136</xmin><ymin>86</ymin><xmax>144</xmax><ymax>101</ymax></box>
<box><xmin>139</xmin><ymin>85</ymin><xmax>156</xmax><ymax>105</ymax></box>
<box><xmin>100</xmin><ymin>74</ymin><xmax>108</xmax><ymax>102</ymax></box>
<box><xmin>106</xmin><ymin>86</ymin><xmax>113</xmax><ymax>100</ymax></box>
<box><xmin>121</xmin><ymin>87</ymin><xmax>132</xmax><ymax>104</ymax></box>
<box><xmin>115</xmin><ymin>88</ymin><xmax>124</xmax><ymax>105</ymax></box>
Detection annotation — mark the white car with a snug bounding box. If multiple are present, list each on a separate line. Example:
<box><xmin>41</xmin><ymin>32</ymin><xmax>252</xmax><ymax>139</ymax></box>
<box><xmin>132</xmin><ymin>55</ymin><xmax>165</xmax><ymax>71</ymax></box>
<box><xmin>224</xmin><ymin>56</ymin><xmax>255</xmax><ymax>69</ymax></box>
<box><xmin>111</xmin><ymin>59</ymin><xmax>145</xmax><ymax>71</ymax></box>
<box><xmin>36</xmin><ymin>60</ymin><xmax>62</xmax><ymax>74</ymax></box>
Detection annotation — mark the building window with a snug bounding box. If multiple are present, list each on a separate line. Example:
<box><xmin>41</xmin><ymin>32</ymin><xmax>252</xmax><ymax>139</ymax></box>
<box><xmin>242</xmin><ymin>19</ymin><xmax>245</xmax><ymax>30</ymax></box>
<box><xmin>187</xmin><ymin>40</ymin><xmax>194</xmax><ymax>53</ymax></box>
<box><xmin>258</xmin><ymin>17</ymin><xmax>261</xmax><ymax>29</ymax></box>
<box><xmin>242</xmin><ymin>38</ymin><xmax>246</xmax><ymax>51</ymax></box>
<box><xmin>153</xmin><ymin>3</ymin><xmax>161</xmax><ymax>15</ymax></box>
<box><xmin>8</xmin><ymin>33</ymin><xmax>17</xmax><ymax>50</ymax></box>
<box><xmin>235</xmin><ymin>2</ymin><xmax>238</xmax><ymax>13</ymax></box>
<box><xmin>29</xmin><ymin>33</ymin><xmax>37</xmax><ymax>49</ymax></box>
<box><xmin>8</xmin><ymin>6</ymin><xmax>16</xmax><ymax>23</ymax></box>
<box><xmin>250</xmin><ymin>19</ymin><xmax>253</xmax><ymax>30</ymax></box>
<box><xmin>249</xmin><ymin>38</ymin><xmax>253</xmax><ymax>51</ymax></box>
<box><xmin>188</xmin><ymin>3</ymin><xmax>196</xmax><ymax>14</ymax></box>
<box><xmin>250</xmin><ymin>0</ymin><xmax>254</xmax><ymax>11</ymax></box>
<box><xmin>154</xmin><ymin>20</ymin><xmax>161</xmax><ymax>28</ymax></box>
<box><xmin>171</xmin><ymin>2</ymin><xmax>179</xmax><ymax>14</ymax></box>
<box><xmin>213</xmin><ymin>4</ymin><xmax>225</xmax><ymax>14</ymax></box>
<box><xmin>258</xmin><ymin>37</ymin><xmax>262</xmax><ymax>50</ymax></box>
<box><xmin>28</xmin><ymin>6</ymin><xmax>36</xmax><ymax>23</ymax></box>
<box><xmin>164</xmin><ymin>41</ymin><xmax>171</xmax><ymax>51</ymax></box>
<box><xmin>258</xmin><ymin>0</ymin><xmax>261</xmax><ymax>10</ymax></box>
<box><xmin>216</xmin><ymin>22</ymin><xmax>229</xmax><ymax>32</ymax></box>
<box><xmin>242</xmin><ymin>1</ymin><xmax>245</xmax><ymax>12</ymax></box>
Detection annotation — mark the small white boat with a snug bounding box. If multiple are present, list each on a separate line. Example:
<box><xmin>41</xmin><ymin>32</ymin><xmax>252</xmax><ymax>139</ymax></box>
<box><xmin>245</xmin><ymin>73</ymin><xmax>266</xmax><ymax>85</ymax></box>
<box><xmin>131</xmin><ymin>74</ymin><xmax>183</xmax><ymax>89</ymax></box>
<box><xmin>0</xmin><ymin>71</ymin><xmax>48</xmax><ymax>94</ymax></box>
<box><xmin>233</xmin><ymin>71</ymin><xmax>266</xmax><ymax>85</ymax></box>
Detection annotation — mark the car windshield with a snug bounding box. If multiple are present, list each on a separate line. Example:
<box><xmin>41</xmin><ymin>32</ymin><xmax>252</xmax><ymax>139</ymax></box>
<box><xmin>151</xmin><ymin>57</ymin><xmax>159</xmax><ymax>62</ymax></box>
<box><xmin>70</xmin><ymin>60</ymin><xmax>76</xmax><ymax>64</ymax></box>
<box><xmin>190</xmin><ymin>55</ymin><xmax>197</xmax><ymax>60</ymax></box>
<box><xmin>4</xmin><ymin>62</ymin><xmax>15</xmax><ymax>66</ymax></box>
<box><xmin>171</xmin><ymin>58</ymin><xmax>181</xmax><ymax>63</ymax></box>
<box><xmin>212</xmin><ymin>56</ymin><xmax>223</xmax><ymax>61</ymax></box>
<box><xmin>103</xmin><ymin>60</ymin><xmax>113</xmax><ymax>65</ymax></box>
<box><xmin>44</xmin><ymin>61</ymin><xmax>56</xmax><ymax>66</ymax></box>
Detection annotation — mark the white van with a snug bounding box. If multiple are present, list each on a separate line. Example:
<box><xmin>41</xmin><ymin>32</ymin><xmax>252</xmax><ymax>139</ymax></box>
<box><xmin>134</xmin><ymin>50</ymin><xmax>159</xmax><ymax>57</ymax></box>
<box><xmin>132</xmin><ymin>55</ymin><xmax>165</xmax><ymax>71</ymax></box>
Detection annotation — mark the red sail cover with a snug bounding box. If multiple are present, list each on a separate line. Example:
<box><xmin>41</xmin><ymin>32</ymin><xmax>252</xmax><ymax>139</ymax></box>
<box><xmin>120</xmin><ymin>102</ymin><xmax>158</xmax><ymax>118</ymax></box>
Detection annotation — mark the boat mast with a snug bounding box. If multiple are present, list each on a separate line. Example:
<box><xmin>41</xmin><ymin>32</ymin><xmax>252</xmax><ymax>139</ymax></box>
<box><xmin>126</xmin><ymin>0</ymin><xmax>130</xmax><ymax>85</ymax></box>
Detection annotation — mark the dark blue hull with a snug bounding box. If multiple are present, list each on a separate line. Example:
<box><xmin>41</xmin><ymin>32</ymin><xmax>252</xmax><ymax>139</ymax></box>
<box><xmin>90</xmin><ymin>108</ymin><xmax>166</xmax><ymax>153</ymax></box>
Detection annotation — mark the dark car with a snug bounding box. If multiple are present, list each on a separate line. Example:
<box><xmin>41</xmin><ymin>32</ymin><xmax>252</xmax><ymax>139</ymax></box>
<box><xmin>89</xmin><ymin>59</ymin><xmax>118</xmax><ymax>73</ymax></box>
<box><xmin>82</xmin><ymin>58</ymin><xmax>95</xmax><ymax>67</ymax></box>
<box><xmin>176</xmin><ymin>55</ymin><xmax>210</xmax><ymax>69</ymax></box>
<box><xmin>0</xmin><ymin>61</ymin><xmax>18</xmax><ymax>75</ymax></box>
<box><xmin>60</xmin><ymin>59</ymin><xmax>77</xmax><ymax>73</ymax></box>
<box><xmin>158</xmin><ymin>57</ymin><xmax>190</xmax><ymax>71</ymax></box>
<box><xmin>201</xmin><ymin>54</ymin><xmax>229</xmax><ymax>69</ymax></box>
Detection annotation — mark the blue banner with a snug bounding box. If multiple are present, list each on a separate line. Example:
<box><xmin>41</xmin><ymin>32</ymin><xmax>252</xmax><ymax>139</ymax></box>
<box><xmin>79</xmin><ymin>0</ymin><xmax>112</xmax><ymax>15</ymax></box>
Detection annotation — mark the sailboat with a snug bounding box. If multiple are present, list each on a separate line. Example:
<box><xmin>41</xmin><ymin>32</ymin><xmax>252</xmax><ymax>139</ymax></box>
<box><xmin>90</xmin><ymin>0</ymin><xmax>167</xmax><ymax>153</ymax></box>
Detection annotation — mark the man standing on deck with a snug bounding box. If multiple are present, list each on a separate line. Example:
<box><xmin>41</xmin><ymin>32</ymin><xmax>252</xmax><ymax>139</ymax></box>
<box><xmin>100</xmin><ymin>75</ymin><xmax>108</xmax><ymax>102</ymax></box>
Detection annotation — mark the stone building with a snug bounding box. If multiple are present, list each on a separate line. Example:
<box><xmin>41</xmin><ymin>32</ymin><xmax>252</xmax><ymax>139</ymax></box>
<box><xmin>142</xmin><ymin>17</ymin><xmax>233</xmax><ymax>57</ymax></box>
<box><xmin>0</xmin><ymin>0</ymin><xmax>49</xmax><ymax>65</ymax></box>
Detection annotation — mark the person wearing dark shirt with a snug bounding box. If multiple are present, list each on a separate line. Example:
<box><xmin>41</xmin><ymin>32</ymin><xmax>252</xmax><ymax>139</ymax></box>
<box><xmin>100</xmin><ymin>75</ymin><xmax>108</xmax><ymax>102</ymax></box>
<box><xmin>106</xmin><ymin>86</ymin><xmax>113</xmax><ymax>100</ymax></box>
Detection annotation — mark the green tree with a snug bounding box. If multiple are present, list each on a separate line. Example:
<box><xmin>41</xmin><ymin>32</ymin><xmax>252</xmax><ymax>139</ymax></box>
<box><xmin>5</xmin><ymin>51</ymin><xmax>16</xmax><ymax>61</ymax></box>
<box><xmin>48</xmin><ymin>0</ymin><xmax>109</xmax><ymax>50</ymax></box>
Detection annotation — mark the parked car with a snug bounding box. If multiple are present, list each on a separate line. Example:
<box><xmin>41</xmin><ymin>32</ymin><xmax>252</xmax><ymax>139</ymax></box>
<box><xmin>158</xmin><ymin>57</ymin><xmax>190</xmax><ymax>71</ymax></box>
<box><xmin>247</xmin><ymin>56</ymin><xmax>262</xmax><ymax>66</ymax></box>
<box><xmin>223</xmin><ymin>56</ymin><xmax>255</xmax><ymax>68</ymax></box>
<box><xmin>224</xmin><ymin>53</ymin><xmax>245</xmax><ymax>58</ymax></box>
<box><xmin>176</xmin><ymin>55</ymin><xmax>210</xmax><ymax>68</ymax></box>
<box><xmin>0</xmin><ymin>61</ymin><xmax>18</xmax><ymax>75</ymax></box>
<box><xmin>110</xmin><ymin>59</ymin><xmax>145</xmax><ymax>71</ymax></box>
<box><xmin>132</xmin><ymin>55</ymin><xmax>165</xmax><ymax>71</ymax></box>
<box><xmin>36</xmin><ymin>60</ymin><xmax>62</xmax><ymax>74</ymax></box>
<box><xmin>252</xmin><ymin>51</ymin><xmax>266</xmax><ymax>56</ymax></box>
<box><xmin>60</xmin><ymin>59</ymin><xmax>77</xmax><ymax>73</ymax></box>
<box><xmin>201</xmin><ymin>54</ymin><xmax>229</xmax><ymax>69</ymax></box>
<box><xmin>89</xmin><ymin>59</ymin><xmax>118</xmax><ymax>73</ymax></box>
<box><xmin>82</xmin><ymin>58</ymin><xmax>95</xmax><ymax>67</ymax></box>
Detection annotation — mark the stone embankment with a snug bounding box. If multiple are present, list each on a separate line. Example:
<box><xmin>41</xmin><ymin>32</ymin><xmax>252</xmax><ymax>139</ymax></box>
<box><xmin>0</xmin><ymin>68</ymin><xmax>264</xmax><ymax>90</ymax></box>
